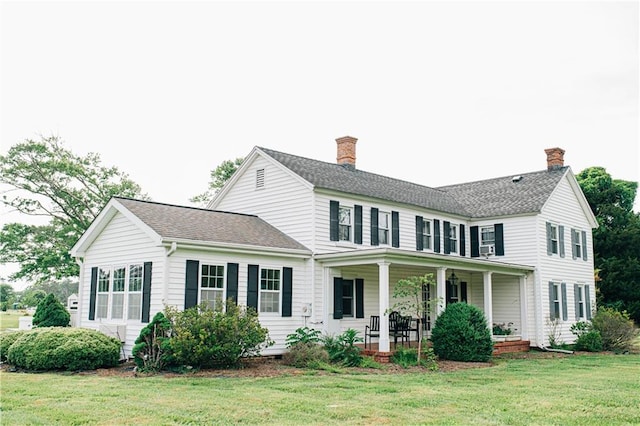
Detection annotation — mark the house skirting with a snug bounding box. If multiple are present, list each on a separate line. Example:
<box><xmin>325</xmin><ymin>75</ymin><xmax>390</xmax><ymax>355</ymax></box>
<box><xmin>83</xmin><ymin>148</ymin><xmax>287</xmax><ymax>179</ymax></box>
<box><xmin>493</xmin><ymin>340</ymin><xmax>531</xmax><ymax>355</ymax></box>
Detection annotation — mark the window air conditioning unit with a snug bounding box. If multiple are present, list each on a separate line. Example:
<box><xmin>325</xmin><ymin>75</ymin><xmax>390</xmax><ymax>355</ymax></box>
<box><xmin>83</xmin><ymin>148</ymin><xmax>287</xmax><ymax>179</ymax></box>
<box><xmin>480</xmin><ymin>245</ymin><xmax>495</xmax><ymax>257</ymax></box>
<box><xmin>99</xmin><ymin>324</ymin><xmax>127</xmax><ymax>343</ymax></box>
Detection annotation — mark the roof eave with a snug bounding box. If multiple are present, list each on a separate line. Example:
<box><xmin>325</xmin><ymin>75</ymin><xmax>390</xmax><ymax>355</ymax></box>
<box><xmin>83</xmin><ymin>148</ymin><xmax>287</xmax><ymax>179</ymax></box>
<box><xmin>162</xmin><ymin>238</ymin><xmax>312</xmax><ymax>258</ymax></box>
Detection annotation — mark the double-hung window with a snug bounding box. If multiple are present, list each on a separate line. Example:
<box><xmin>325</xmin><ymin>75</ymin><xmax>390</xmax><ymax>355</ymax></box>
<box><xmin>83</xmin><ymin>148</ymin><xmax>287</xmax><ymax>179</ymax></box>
<box><xmin>97</xmin><ymin>268</ymin><xmax>110</xmax><ymax>319</ymax></box>
<box><xmin>422</xmin><ymin>220</ymin><xmax>432</xmax><ymax>250</ymax></box>
<box><xmin>481</xmin><ymin>226</ymin><xmax>495</xmax><ymax>247</ymax></box>
<box><xmin>572</xmin><ymin>229</ymin><xmax>584</xmax><ymax>260</ymax></box>
<box><xmin>379</xmin><ymin>211</ymin><xmax>390</xmax><ymax>245</ymax></box>
<box><xmin>260</xmin><ymin>268</ymin><xmax>281</xmax><ymax>313</ymax></box>
<box><xmin>576</xmin><ymin>285</ymin><xmax>585</xmax><ymax>320</ymax></box>
<box><xmin>127</xmin><ymin>264</ymin><xmax>143</xmax><ymax>320</ymax></box>
<box><xmin>449</xmin><ymin>224</ymin><xmax>458</xmax><ymax>254</ymax></box>
<box><xmin>549</xmin><ymin>224</ymin><xmax>559</xmax><ymax>254</ymax></box>
<box><xmin>97</xmin><ymin>264</ymin><xmax>145</xmax><ymax>320</ymax></box>
<box><xmin>550</xmin><ymin>283</ymin><xmax>561</xmax><ymax>320</ymax></box>
<box><xmin>200</xmin><ymin>264</ymin><xmax>225</xmax><ymax>310</ymax></box>
<box><xmin>111</xmin><ymin>267</ymin><xmax>126</xmax><ymax>319</ymax></box>
<box><xmin>342</xmin><ymin>280</ymin><xmax>354</xmax><ymax>317</ymax></box>
<box><xmin>338</xmin><ymin>206</ymin><xmax>352</xmax><ymax>242</ymax></box>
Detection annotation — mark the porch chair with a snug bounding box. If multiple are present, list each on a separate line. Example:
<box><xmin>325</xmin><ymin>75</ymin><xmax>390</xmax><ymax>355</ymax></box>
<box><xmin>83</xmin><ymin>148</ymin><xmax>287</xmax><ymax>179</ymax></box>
<box><xmin>364</xmin><ymin>315</ymin><xmax>380</xmax><ymax>350</ymax></box>
<box><xmin>389</xmin><ymin>311</ymin><xmax>411</xmax><ymax>348</ymax></box>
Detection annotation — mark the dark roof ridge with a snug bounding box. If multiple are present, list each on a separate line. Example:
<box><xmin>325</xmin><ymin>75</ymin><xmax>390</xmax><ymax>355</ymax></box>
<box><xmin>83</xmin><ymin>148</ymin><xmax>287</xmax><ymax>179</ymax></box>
<box><xmin>113</xmin><ymin>196</ymin><xmax>259</xmax><ymax>218</ymax></box>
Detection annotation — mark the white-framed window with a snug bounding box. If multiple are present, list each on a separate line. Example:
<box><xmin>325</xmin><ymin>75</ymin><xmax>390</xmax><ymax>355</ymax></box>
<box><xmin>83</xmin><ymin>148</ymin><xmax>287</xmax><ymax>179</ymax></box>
<box><xmin>260</xmin><ymin>268</ymin><xmax>281</xmax><ymax>313</ymax></box>
<box><xmin>481</xmin><ymin>225</ymin><xmax>495</xmax><ymax>247</ymax></box>
<box><xmin>97</xmin><ymin>268</ymin><xmax>110</xmax><ymax>319</ymax></box>
<box><xmin>549</xmin><ymin>282</ymin><xmax>567</xmax><ymax>320</ymax></box>
<box><xmin>449</xmin><ymin>224</ymin><xmax>458</xmax><ymax>254</ymax></box>
<box><xmin>549</xmin><ymin>224</ymin><xmax>559</xmax><ymax>254</ymax></box>
<box><xmin>127</xmin><ymin>264</ymin><xmax>143</xmax><ymax>320</ymax></box>
<box><xmin>422</xmin><ymin>220</ymin><xmax>432</xmax><ymax>250</ymax></box>
<box><xmin>572</xmin><ymin>229</ymin><xmax>583</xmax><ymax>259</ymax></box>
<box><xmin>339</xmin><ymin>206</ymin><xmax>352</xmax><ymax>242</ymax></box>
<box><xmin>200</xmin><ymin>264</ymin><xmax>225</xmax><ymax>310</ymax></box>
<box><xmin>379</xmin><ymin>211</ymin><xmax>390</xmax><ymax>245</ymax></box>
<box><xmin>96</xmin><ymin>264</ymin><xmax>144</xmax><ymax>321</ymax></box>
<box><xmin>342</xmin><ymin>280</ymin><xmax>354</xmax><ymax>317</ymax></box>
<box><xmin>576</xmin><ymin>284</ymin><xmax>586</xmax><ymax>320</ymax></box>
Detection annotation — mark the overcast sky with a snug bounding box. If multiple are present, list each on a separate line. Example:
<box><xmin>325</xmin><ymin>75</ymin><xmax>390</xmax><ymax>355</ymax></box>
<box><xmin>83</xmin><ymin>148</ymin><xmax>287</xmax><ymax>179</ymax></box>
<box><xmin>1</xmin><ymin>1</ymin><xmax>638</xmax><ymax>286</ymax></box>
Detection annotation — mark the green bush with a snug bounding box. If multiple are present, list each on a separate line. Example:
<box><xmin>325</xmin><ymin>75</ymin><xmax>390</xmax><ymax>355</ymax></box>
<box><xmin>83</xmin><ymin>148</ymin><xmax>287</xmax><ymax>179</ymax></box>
<box><xmin>282</xmin><ymin>341</ymin><xmax>329</xmax><ymax>368</ymax></box>
<box><xmin>391</xmin><ymin>346</ymin><xmax>438</xmax><ymax>370</ymax></box>
<box><xmin>285</xmin><ymin>327</ymin><xmax>322</xmax><ymax>347</ymax></box>
<box><xmin>132</xmin><ymin>312</ymin><xmax>174</xmax><ymax>371</ymax></box>
<box><xmin>431</xmin><ymin>302</ymin><xmax>493</xmax><ymax>362</ymax></box>
<box><xmin>570</xmin><ymin>321</ymin><xmax>603</xmax><ymax>352</ymax></box>
<box><xmin>0</xmin><ymin>330</ymin><xmax>27</xmax><ymax>362</ymax></box>
<box><xmin>166</xmin><ymin>301</ymin><xmax>273</xmax><ymax>369</ymax></box>
<box><xmin>32</xmin><ymin>293</ymin><xmax>70</xmax><ymax>327</ymax></box>
<box><xmin>322</xmin><ymin>328</ymin><xmax>363</xmax><ymax>367</ymax></box>
<box><xmin>7</xmin><ymin>327</ymin><xmax>121</xmax><ymax>371</ymax></box>
<box><xmin>592</xmin><ymin>307</ymin><xmax>639</xmax><ymax>352</ymax></box>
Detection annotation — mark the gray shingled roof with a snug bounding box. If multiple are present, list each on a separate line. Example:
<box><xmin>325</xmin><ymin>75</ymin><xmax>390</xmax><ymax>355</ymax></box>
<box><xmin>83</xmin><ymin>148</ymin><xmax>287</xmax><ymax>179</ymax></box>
<box><xmin>116</xmin><ymin>198</ymin><xmax>310</xmax><ymax>252</ymax></box>
<box><xmin>259</xmin><ymin>147</ymin><xmax>471</xmax><ymax>216</ymax></box>
<box><xmin>438</xmin><ymin>167</ymin><xmax>568</xmax><ymax>218</ymax></box>
<box><xmin>259</xmin><ymin>147</ymin><xmax>567</xmax><ymax>218</ymax></box>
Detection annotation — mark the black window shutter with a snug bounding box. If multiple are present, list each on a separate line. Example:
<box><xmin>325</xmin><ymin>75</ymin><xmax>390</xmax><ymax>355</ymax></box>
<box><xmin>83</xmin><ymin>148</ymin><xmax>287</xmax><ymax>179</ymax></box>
<box><xmin>445</xmin><ymin>280</ymin><xmax>452</xmax><ymax>304</ymax></box>
<box><xmin>470</xmin><ymin>226</ymin><xmax>479</xmax><ymax>257</ymax></box>
<box><xmin>571</xmin><ymin>229</ymin><xmax>577</xmax><ymax>260</ymax></box>
<box><xmin>559</xmin><ymin>225</ymin><xmax>565</xmax><ymax>258</ymax></box>
<box><xmin>282</xmin><ymin>267</ymin><xmax>293</xmax><ymax>317</ymax></box>
<box><xmin>494</xmin><ymin>223</ymin><xmax>504</xmax><ymax>256</ymax></box>
<box><xmin>355</xmin><ymin>278</ymin><xmax>364</xmax><ymax>318</ymax></box>
<box><xmin>460</xmin><ymin>224</ymin><xmax>466</xmax><ymax>257</ymax></box>
<box><xmin>546</xmin><ymin>222</ymin><xmax>552</xmax><ymax>255</ymax></box>
<box><xmin>574</xmin><ymin>284</ymin><xmax>580</xmax><ymax>320</ymax></box>
<box><xmin>185</xmin><ymin>260</ymin><xmax>199</xmax><ymax>309</ymax></box>
<box><xmin>333</xmin><ymin>277</ymin><xmax>343</xmax><ymax>319</ymax></box>
<box><xmin>392</xmin><ymin>211</ymin><xmax>400</xmax><ymax>248</ymax></box>
<box><xmin>370</xmin><ymin>208</ymin><xmax>379</xmax><ymax>246</ymax></box>
<box><xmin>89</xmin><ymin>267</ymin><xmax>98</xmax><ymax>320</ymax></box>
<box><xmin>443</xmin><ymin>221</ymin><xmax>451</xmax><ymax>254</ymax></box>
<box><xmin>354</xmin><ymin>205</ymin><xmax>363</xmax><ymax>244</ymax></box>
<box><xmin>585</xmin><ymin>285</ymin><xmax>592</xmax><ymax>320</ymax></box>
<box><xmin>226</xmin><ymin>263</ymin><xmax>239</xmax><ymax>304</ymax></box>
<box><xmin>416</xmin><ymin>216</ymin><xmax>424</xmax><ymax>251</ymax></box>
<box><xmin>561</xmin><ymin>282</ymin><xmax>568</xmax><ymax>321</ymax></box>
<box><xmin>581</xmin><ymin>231</ymin><xmax>588</xmax><ymax>260</ymax></box>
<box><xmin>461</xmin><ymin>282</ymin><xmax>468</xmax><ymax>303</ymax></box>
<box><xmin>548</xmin><ymin>282</ymin><xmax>556</xmax><ymax>318</ymax></box>
<box><xmin>329</xmin><ymin>200</ymin><xmax>339</xmax><ymax>241</ymax></box>
<box><xmin>434</xmin><ymin>220</ymin><xmax>441</xmax><ymax>253</ymax></box>
<box><xmin>141</xmin><ymin>262</ymin><xmax>152</xmax><ymax>323</ymax></box>
<box><xmin>247</xmin><ymin>264</ymin><xmax>259</xmax><ymax>311</ymax></box>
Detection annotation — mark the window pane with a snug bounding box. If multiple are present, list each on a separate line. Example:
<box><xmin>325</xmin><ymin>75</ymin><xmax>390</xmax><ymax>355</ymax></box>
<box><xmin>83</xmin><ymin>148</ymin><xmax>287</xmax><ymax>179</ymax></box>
<box><xmin>98</xmin><ymin>269</ymin><xmax>110</xmax><ymax>292</ymax></box>
<box><xmin>113</xmin><ymin>268</ymin><xmax>126</xmax><ymax>292</ymax></box>
<box><xmin>201</xmin><ymin>289</ymin><xmax>223</xmax><ymax>310</ymax></box>
<box><xmin>379</xmin><ymin>229</ymin><xmax>389</xmax><ymax>245</ymax></box>
<box><xmin>111</xmin><ymin>293</ymin><xmax>124</xmax><ymax>319</ymax></box>
<box><xmin>129</xmin><ymin>264</ymin><xmax>143</xmax><ymax>291</ymax></box>
<box><xmin>97</xmin><ymin>294</ymin><xmax>108</xmax><ymax>319</ymax></box>
<box><xmin>201</xmin><ymin>264</ymin><xmax>224</xmax><ymax>289</ymax></box>
<box><xmin>260</xmin><ymin>292</ymin><xmax>279</xmax><ymax>313</ymax></box>
<box><xmin>128</xmin><ymin>293</ymin><xmax>142</xmax><ymax>320</ymax></box>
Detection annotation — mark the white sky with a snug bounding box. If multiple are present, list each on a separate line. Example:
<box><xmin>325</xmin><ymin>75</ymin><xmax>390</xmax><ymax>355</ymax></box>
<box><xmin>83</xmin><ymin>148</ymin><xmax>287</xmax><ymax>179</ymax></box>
<box><xmin>1</xmin><ymin>1</ymin><xmax>639</xmax><ymax>287</ymax></box>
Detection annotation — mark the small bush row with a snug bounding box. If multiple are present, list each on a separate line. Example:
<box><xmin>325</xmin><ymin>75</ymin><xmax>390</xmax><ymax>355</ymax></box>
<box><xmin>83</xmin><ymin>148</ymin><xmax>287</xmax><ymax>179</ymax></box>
<box><xmin>571</xmin><ymin>307</ymin><xmax>638</xmax><ymax>353</ymax></box>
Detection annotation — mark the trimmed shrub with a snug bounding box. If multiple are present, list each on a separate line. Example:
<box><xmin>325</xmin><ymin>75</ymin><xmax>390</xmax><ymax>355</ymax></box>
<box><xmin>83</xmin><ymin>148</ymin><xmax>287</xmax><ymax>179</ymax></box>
<box><xmin>592</xmin><ymin>307</ymin><xmax>639</xmax><ymax>352</ymax></box>
<box><xmin>7</xmin><ymin>327</ymin><xmax>121</xmax><ymax>371</ymax></box>
<box><xmin>322</xmin><ymin>328</ymin><xmax>363</xmax><ymax>367</ymax></box>
<box><xmin>167</xmin><ymin>301</ymin><xmax>273</xmax><ymax>369</ymax></box>
<box><xmin>431</xmin><ymin>302</ymin><xmax>493</xmax><ymax>362</ymax></box>
<box><xmin>282</xmin><ymin>342</ymin><xmax>330</xmax><ymax>368</ymax></box>
<box><xmin>570</xmin><ymin>321</ymin><xmax>603</xmax><ymax>352</ymax></box>
<box><xmin>0</xmin><ymin>330</ymin><xmax>27</xmax><ymax>362</ymax></box>
<box><xmin>32</xmin><ymin>293</ymin><xmax>70</xmax><ymax>327</ymax></box>
<box><xmin>132</xmin><ymin>312</ymin><xmax>174</xmax><ymax>371</ymax></box>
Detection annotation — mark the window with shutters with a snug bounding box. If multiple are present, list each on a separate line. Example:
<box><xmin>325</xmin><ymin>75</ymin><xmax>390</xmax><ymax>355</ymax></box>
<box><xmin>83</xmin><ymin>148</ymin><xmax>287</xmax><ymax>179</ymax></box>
<box><xmin>200</xmin><ymin>264</ymin><xmax>225</xmax><ymax>310</ymax></box>
<box><xmin>549</xmin><ymin>224</ymin><xmax>559</xmax><ymax>254</ymax></box>
<box><xmin>422</xmin><ymin>220</ymin><xmax>432</xmax><ymax>250</ymax></box>
<box><xmin>379</xmin><ymin>211</ymin><xmax>390</xmax><ymax>245</ymax></box>
<box><xmin>339</xmin><ymin>206</ymin><xmax>352</xmax><ymax>242</ymax></box>
<box><xmin>449</xmin><ymin>224</ymin><xmax>458</xmax><ymax>254</ymax></box>
<box><xmin>260</xmin><ymin>268</ymin><xmax>281</xmax><ymax>313</ymax></box>
<box><xmin>550</xmin><ymin>282</ymin><xmax>564</xmax><ymax>320</ymax></box>
<box><xmin>96</xmin><ymin>263</ymin><xmax>144</xmax><ymax>320</ymax></box>
<box><xmin>342</xmin><ymin>280</ymin><xmax>354</xmax><ymax>317</ymax></box>
<box><xmin>572</xmin><ymin>229</ymin><xmax>583</xmax><ymax>259</ymax></box>
<box><xmin>576</xmin><ymin>284</ymin><xmax>585</xmax><ymax>320</ymax></box>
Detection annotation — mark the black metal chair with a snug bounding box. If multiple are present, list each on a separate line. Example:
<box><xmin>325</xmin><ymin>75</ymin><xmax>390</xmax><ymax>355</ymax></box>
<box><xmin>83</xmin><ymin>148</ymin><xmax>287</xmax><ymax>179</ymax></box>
<box><xmin>389</xmin><ymin>311</ymin><xmax>410</xmax><ymax>347</ymax></box>
<box><xmin>364</xmin><ymin>315</ymin><xmax>380</xmax><ymax>350</ymax></box>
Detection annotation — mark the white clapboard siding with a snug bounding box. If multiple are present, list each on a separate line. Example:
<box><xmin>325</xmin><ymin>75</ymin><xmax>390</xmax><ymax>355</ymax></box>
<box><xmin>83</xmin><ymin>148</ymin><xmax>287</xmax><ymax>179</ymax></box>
<box><xmin>214</xmin><ymin>155</ymin><xmax>315</xmax><ymax>249</ymax></box>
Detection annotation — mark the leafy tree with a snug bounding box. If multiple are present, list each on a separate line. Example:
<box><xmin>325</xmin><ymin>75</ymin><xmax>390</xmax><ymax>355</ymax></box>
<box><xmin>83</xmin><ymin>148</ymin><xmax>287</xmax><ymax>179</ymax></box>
<box><xmin>20</xmin><ymin>279</ymin><xmax>78</xmax><ymax>308</ymax></box>
<box><xmin>190</xmin><ymin>157</ymin><xmax>244</xmax><ymax>206</ymax></box>
<box><xmin>20</xmin><ymin>289</ymin><xmax>47</xmax><ymax>308</ymax></box>
<box><xmin>32</xmin><ymin>293</ymin><xmax>70</xmax><ymax>327</ymax></box>
<box><xmin>132</xmin><ymin>312</ymin><xmax>174</xmax><ymax>371</ymax></box>
<box><xmin>0</xmin><ymin>283</ymin><xmax>15</xmax><ymax>304</ymax></box>
<box><xmin>576</xmin><ymin>167</ymin><xmax>640</xmax><ymax>323</ymax></box>
<box><xmin>0</xmin><ymin>136</ymin><xmax>146</xmax><ymax>282</ymax></box>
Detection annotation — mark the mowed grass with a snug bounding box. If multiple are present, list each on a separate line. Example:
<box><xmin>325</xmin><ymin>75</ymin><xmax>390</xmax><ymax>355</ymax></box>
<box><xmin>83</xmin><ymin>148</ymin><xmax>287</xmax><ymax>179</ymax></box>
<box><xmin>0</xmin><ymin>310</ymin><xmax>22</xmax><ymax>332</ymax></box>
<box><xmin>1</xmin><ymin>354</ymin><xmax>639</xmax><ymax>425</ymax></box>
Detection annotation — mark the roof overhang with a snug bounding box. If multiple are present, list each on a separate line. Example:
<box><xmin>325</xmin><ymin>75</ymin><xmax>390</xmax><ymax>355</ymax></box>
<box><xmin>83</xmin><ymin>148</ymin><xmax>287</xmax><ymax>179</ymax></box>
<box><xmin>160</xmin><ymin>238</ymin><xmax>312</xmax><ymax>259</ymax></box>
<box><xmin>315</xmin><ymin>247</ymin><xmax>535</xmax><ymax>275</ymax></box>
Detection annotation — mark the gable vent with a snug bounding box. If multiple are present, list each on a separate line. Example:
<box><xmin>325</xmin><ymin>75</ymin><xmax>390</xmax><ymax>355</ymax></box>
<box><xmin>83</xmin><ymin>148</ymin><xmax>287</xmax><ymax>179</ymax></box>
<box><xmin>256</xmin><ymin>168</ymin><xmax>265</xmax><ymax>189</ymax></box>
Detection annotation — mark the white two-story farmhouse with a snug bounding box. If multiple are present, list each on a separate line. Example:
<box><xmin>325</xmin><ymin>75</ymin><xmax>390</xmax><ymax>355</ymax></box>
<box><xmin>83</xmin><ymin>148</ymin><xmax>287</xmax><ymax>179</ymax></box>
<box><xmin>71</xmin><ymin>136</ymin><xmax>597</xmax><ymax>357</ymax></box>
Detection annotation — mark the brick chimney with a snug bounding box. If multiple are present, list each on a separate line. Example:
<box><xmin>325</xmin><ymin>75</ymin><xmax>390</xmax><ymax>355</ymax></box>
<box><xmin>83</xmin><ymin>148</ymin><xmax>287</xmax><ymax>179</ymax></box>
<box><xmin>544</xmin><ymin>147</ymin><xmax>565</xmax><ymax>170</ymax></box>
<box><xmin>336</xmin><ymin>136</ymin><xmax>358</xmax><ymax>169</ymax></box>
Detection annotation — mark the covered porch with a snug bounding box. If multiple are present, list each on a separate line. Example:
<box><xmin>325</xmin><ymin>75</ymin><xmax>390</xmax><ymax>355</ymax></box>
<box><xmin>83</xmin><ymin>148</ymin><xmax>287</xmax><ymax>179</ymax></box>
<box><xmin>316</xmin><ymin>248</ymin><xmax>535</xmax><ymax>354</ymax></box>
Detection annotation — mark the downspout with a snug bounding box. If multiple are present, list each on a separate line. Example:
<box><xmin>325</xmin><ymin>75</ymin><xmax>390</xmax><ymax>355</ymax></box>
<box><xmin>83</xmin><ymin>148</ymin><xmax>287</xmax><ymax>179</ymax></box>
<box><xmin>163</xmin><ymin>242</ymin><xmax>178</xmax><ymax>304</ymax></box>
<box><xmin>75</xmin><ymin>257</ymin><xmax>84</xmax><ymax>328</ymax></box>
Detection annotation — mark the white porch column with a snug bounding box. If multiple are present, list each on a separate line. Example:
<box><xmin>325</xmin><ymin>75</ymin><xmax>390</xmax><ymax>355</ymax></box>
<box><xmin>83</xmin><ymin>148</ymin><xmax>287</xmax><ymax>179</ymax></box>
<box><xmin>519</xmin><ymin>275</ymin><xmax>529</xmax><ymax>340</ymax></box>
<box><xmin>436</xmin><ymin>267</ymin><xmax>447</xmax><ymax>317</ymax></box>
<box><xmin>483</xmin><ymin>271</ymin><xmax>493</xmax><ymax>331</ymax></box>
<box><xmin>378</xmin><ymin>261</ymin><xmax>391</xmax><ymax>352</ymax></box>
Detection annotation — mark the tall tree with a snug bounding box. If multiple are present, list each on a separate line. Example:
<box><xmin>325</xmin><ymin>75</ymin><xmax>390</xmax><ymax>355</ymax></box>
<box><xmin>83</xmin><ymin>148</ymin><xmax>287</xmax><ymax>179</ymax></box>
<box><xmin>190</xmin><ymin>157</ymin><xmax>244</xmax><ymax>206</ymax></box>
<box><xmin>0</xmin><ymin>136</ymin><xmax>146</xmax><ymax>282</ymax></box>
<box><xmin>576</xmin><ymin>166</ymin><xmax>640</xmax><ymax>322</ymax></box>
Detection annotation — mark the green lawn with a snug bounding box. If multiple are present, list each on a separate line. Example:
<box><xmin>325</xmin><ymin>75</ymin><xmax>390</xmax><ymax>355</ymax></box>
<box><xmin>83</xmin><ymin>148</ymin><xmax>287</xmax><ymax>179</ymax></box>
<box><xmin>0</xmin><ymin>310</ymin><xmax>23</xmax><ymax>332</ymax></box>
<box><xmin>1</xmin><ymin>353</ymin><xmax>639</xmax><ymax>425</ymax></box>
